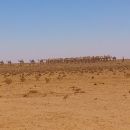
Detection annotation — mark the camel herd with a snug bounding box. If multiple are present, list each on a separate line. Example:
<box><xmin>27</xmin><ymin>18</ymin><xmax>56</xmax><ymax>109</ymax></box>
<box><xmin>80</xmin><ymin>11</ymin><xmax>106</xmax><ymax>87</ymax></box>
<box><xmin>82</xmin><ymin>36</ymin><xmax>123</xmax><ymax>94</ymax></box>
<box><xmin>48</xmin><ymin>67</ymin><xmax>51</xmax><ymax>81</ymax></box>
<box><xmin>45</xmin><ymin>56</ymin><xmax>117</xmax><ymax>64</ymax></box>
<box><xmin>0</xmin><ymin>55</ymin><xmax>119</xmax><ymax>65</ymax></box>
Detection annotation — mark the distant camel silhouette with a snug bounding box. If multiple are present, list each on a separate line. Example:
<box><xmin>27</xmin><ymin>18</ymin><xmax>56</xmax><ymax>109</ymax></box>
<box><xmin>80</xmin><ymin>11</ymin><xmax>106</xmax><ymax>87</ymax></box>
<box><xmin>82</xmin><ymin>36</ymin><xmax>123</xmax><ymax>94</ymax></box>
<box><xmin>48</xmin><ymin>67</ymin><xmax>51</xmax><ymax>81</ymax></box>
<box><xmin>30</xmin><ymin>60</ymin><xmax>35</xmax><ymax>64</ymax></box>
<box><xmin>7</xmin><ymin>60</ymin><xmax>12</xmax><ymax>65</ymax></box>
<box><xmin>38</xmin><ymin>59</ymin><xmax>45</xmax><ymax>64</ymax></box>
<box><xmin>18</xmin><ymin>60</ymin><xmax>24</xmax><ymax>64</ymax></box>
<box><xmin>112</xmin><ymin>56</ymin><xmax>116</xmax><ymax>61</ymax></box>
<box><xmin>0</xmin><ymin>61</ymin><xmax>4</xmax><ymax>65</ymax></box>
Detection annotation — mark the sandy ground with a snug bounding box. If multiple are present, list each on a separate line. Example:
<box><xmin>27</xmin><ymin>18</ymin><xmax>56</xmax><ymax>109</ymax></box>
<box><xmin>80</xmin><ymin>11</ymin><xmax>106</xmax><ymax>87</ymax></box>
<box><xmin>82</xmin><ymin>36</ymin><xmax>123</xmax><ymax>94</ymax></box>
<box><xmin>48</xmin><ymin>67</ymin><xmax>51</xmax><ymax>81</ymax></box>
<box><xmin>0</xmin><ymin>61</ymin><xmax>130</xmax><ymax>130</ymax></box>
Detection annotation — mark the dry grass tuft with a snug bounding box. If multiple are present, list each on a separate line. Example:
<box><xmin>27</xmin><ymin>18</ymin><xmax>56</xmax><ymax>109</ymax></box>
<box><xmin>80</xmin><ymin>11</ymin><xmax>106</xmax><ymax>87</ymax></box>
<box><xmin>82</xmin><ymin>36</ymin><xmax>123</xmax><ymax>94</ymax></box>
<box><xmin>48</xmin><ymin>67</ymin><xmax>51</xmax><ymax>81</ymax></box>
<box><xmin>35</xmin><ymin>73</ymin><xmax>41</xmax><ymax>81</ymax></box>
<box><xmin>63</xmin><ymin>94</ymin><xmax>69</xmax><ymax>100</ymax></box>
<box><xmin>23</xmin><ymin>90</ymin><xmax>38</xmax><ymax>97</ymax></box>
<box><xmin>97</xmin><ymin>73</ymin><xmax>100</xmax><ymax>75</ymax></box>
<box><xmin>3</xmin><ymin>73</ymin><xmax>11</xmax><ymax>78</ymax></box>
<box><xmin>109</xmin><ymin>68</ymin><xmax>114</xmax><ymax>72</ymax></box>
<box><xmin>57</xmin><ymin>74</ymin><xmax>64</xmax><ymax>80</ymax></box>
<box><xmin>125</xmin><ymin>73</ymin><xmax>130</xmax><ymax>78</ymax></box>
<box><xmin>20</xmin><ymin>74</ymin><xmax>26</xmax><ymax>82</ymax></box>
<box><xmin>113</xmin><ymin>72</ymin><xmax>116</xmax><ymax>75</ymax></box>
<box><xmin>4</xmin><ymin>78</ymin><xmax>12</xmax><ymax>85</ymax></box>
<box><xmin>45</xmin><ymin>77</ymin><xmax>50</xmax><ymax>83</ymax></box>
<box><xmin>91</xmin><ymin>76</ymin><xmax>94</xmax><ymax>79</ymax></box>
<box><xmin>29</xmin><ymin>90</ymin><xmax>38</xmax><ymax>94</ymax></box>
<box><xmin>70</xmin><ymin>86</ymin><xmax>85</xmax><ymax>94</ymax></box>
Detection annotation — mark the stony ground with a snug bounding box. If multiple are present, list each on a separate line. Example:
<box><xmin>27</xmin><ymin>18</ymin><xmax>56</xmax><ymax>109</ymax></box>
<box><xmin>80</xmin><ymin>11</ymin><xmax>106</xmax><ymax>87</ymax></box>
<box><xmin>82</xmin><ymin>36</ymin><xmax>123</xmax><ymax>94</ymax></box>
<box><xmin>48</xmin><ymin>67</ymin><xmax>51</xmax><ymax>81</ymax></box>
<box><xmin>0</xmin><ymin>61</ymin><xmax>130</xmax><ymax>130</ymax></box>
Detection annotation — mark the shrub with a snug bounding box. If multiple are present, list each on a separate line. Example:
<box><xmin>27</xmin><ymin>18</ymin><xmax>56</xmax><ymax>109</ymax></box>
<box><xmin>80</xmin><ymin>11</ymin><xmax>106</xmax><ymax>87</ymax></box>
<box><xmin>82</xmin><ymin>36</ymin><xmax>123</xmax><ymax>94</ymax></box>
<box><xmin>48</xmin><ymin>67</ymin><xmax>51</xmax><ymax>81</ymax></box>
<box><xmin>45</xmin><ymin>77</ymin><xmax>50</xmax><ymax>83</ymax></box>
<box><xmin>35</xmin><ymin>74</ymin><xmax>41</xmax><ymax>81</ymax></box>
<box><xmin>91</xmin><ymin>76</ymin><xmax>94</xmax><ymax>79</ymax></box>
<box><xmin>4</xmin><ymin>78</ymin><xmax>12</xmax><ymax>85</ymax></box>
<box><xmin>125</xmin><ymin>73</ymin><xmax>130</xmax><ymax>78</ymax></box>
<box><xmin>20</xmin><ymin>74</ymin><xmax>26</xmax><ymax>82</ymax></box>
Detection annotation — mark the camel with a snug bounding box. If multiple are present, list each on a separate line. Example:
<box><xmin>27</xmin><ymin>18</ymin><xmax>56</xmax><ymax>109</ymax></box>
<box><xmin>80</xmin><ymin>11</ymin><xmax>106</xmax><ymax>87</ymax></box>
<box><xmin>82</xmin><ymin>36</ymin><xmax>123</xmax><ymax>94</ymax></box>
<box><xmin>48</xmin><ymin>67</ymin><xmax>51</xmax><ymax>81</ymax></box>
<box><xmin>7</xmin><ymin>60</ymin><xmax>12</xmax><ymax>65</ymax></box>
<box><xmin>122</xmin><ymin>57</ymin><xmax>125</xmax><ymax>62</ymax></box>
<box><xmin>0</xmin><ymin>61</ymin><xmax>4</xmax><ymax>65</ymax></box>
<box><xmin>18</xmin><ymin>60</ymin><xmax>24</xmax><ymax>64</ymax></box>
<box><xmin>38</xmin><ymin>59</ymin><xmax>44</xmax><ymax>64</ymax></box>
<box><xmin>30</xmin><ymin>60</ymin><xmax>35</xmax><ymax>64</ymax></box>
<box><xmin>112</xmin><ymin>56</ymin><xmax>116</xmax><ymax>61</ymax></box>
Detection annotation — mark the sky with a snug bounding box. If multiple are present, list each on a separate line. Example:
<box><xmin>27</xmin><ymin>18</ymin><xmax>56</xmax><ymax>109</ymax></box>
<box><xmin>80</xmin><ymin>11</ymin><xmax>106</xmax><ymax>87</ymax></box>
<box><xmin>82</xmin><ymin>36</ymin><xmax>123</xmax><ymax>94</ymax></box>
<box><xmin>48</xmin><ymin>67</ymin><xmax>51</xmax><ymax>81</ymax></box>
<box><xmin>0</xmin><ymin>0</ymin><xmax>130</xmax><ymax>62</ymax></box>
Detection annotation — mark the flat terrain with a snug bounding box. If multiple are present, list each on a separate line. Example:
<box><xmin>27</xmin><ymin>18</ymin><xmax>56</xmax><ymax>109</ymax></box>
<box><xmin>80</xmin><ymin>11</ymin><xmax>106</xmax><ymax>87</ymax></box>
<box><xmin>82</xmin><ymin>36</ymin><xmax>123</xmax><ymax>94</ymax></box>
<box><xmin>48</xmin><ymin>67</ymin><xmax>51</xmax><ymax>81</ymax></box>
<box><xmin>0</xmin><ymin>60</ymin><xmax>130</xmax><ymax>130</ymax></box>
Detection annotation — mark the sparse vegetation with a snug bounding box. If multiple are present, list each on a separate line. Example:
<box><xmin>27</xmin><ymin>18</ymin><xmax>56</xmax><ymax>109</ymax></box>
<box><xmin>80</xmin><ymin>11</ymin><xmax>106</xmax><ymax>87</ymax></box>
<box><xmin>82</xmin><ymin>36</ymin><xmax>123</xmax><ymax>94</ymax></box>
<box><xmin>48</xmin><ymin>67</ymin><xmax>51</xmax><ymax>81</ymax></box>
<box><xmin>91</xmin><ymin>76</ymin><xmax>94</xmax><ymax>79</ymax></box>
<box><xmin>29</xmin><ymin>90</ymin><xmax>38</xmax><ymax>94</ymax></box>
<box><xmin>20</xmin><ymin>74</ymin><xmax>26</xmax><ymax>82</ymax></box>
<box><xmin>125</xmin><ymin>73</ymin><xmax>130</xmax><ymax>78</ymax></box>
<box><xmin>4</xmin><ymin>78</ymin><xmax>12</xmax><ymax>85</ymax></box>
<box><xmin>35</xmin><ymin>73</ymin><xmax>41</xmax><ymax>81</ymax></box>
<box><xmin>94</xmin><ymin>83</ymin><xmax>97</xmax><ymax>85</ymax></box>
<box><xmin>45</xmin><ymin>77</ymin><xmax>50</xmax><ymax>83</ymax></box>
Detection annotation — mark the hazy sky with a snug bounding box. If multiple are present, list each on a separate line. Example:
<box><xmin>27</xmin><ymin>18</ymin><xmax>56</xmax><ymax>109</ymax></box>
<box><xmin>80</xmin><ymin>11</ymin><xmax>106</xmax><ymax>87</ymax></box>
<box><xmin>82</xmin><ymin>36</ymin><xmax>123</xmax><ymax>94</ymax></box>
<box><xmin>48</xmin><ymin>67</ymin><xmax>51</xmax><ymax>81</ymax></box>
<box><xmin>0</xmin><ymin>0</ymin><xmax>130</xmax><ymax>61</ymax></box>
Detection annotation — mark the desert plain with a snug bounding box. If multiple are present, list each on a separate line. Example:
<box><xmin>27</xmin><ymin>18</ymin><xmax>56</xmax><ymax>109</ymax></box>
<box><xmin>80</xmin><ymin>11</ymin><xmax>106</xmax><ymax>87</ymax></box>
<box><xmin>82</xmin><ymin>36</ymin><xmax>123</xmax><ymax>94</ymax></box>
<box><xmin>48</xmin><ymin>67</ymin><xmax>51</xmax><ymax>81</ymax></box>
<box><xmin>0</xmin><ymin>60</ymin><xmax>130</xmax><ymax>130</ymax></box>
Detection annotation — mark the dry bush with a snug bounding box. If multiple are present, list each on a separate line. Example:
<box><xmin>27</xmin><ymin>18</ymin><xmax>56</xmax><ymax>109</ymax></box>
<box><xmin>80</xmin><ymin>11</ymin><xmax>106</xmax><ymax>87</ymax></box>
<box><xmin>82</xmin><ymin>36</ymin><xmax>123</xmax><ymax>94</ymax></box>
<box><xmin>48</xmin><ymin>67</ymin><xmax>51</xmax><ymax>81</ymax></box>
<box><xmin>23</xmin><ymin>90</ymin><xmax>38</xmax><ymax>97</ymax></box>
<box><xmin>74</xmin><ymin>88</ymin><xmax>85</xmax><ymax>94</ymax></box>
<box><xmin>113</xmin><ymin>72</ymin><xmax>116</xmax><ymax>75</ymax></box>
<box><xmin>12</xmin><ymin>72</ymin><xmax>17</xmax><ymax>76</ymax></box>
<box><xmin>62</xmin><ymin>73</ymin><xmax>66</xmax><ymax>78</ymax></box>
<box><xmin>57</xmin><ymin>74</ymin><xmax>63</xmax><ymax>80</ymax></box>
<box><xmin>35</xmin><ymin>73</ymin><xmax>41</xmax><ymax>81</ymax></box>
<box><xmin>98</xmin><ymin>68</ymin><xmax>103</xmax><ymax>72</ymax></box>
<box><xmin>23</xmin><ymin>94</ymin><xmax>28</xmax><ymax>97</ymax></box>
<box><xmin>26</xmin><ymin>73</ymin><xmax>32</xmax><ymax>76</ymax></box>
<box><xmin>4</xmin><ymin>78</ymin><xmax>12</xmax><ymax>85</ymax></box>
<box><xmin>97</xmin><ymin>73</ymin><xmax>100</xmax><ymax>75</ymax></box>
<box><xmin>45</xmin><ymin>77</ymin><xmax>50</xmax><ymax>83</ymax></box>
<box><xmin>20</xmin><ymin>74</ymin><xmax>26</xmax><ymax>82</ymax></box>
<box><xmin>59</xmin><ymin>71</ymin><xmax>66</xmax><ymax>77</ymax></box>
<box><xmin>63</xmin><ymin>94</ymin><xmax>69</xmax><ymax>100</ymax></box>
<box><xmin>91</xmin><ymin>76</ymin><xmax>94</xmax><ymax>79</ymax></box>
<box><xmin>79</xmin><ymin>70</ymin><xmax>84</xmax><ymax>74</ymax></box>
<box><xmin>49</xmin><ymin>72</ymin><xmax>54</xmax><ymax>76</ymax></box>
<box><xmin>70</xmin><ymin>86</ymin><xmax>85</xmax><ymax>94</ymax></box>
<box><xmin>109</xmin><ymin>68</ymin><xmax>114</xmax><ymax>72</ymax></box>
<box><xmin>29</xmin><ymin>90</ymin><xmax>38</xmax><ymax>94</ymax></box>
<box><xmin>125</xmin><ymin>73</ymin><xmax>130</xmax><ymax>78</ymax></box>
<box><xmin>3</xmin><ymin>73</ymin><xmax>10</xmax><ymax>78</ymax></box>
<box><xmin>20</xmin><ymin>77</ymin><xmax>26</xmax><ymax>82</ymax></box>
<box><xmin>89</xmin><ymin>70</ymin><xmax>94</xmax><ymax>74</ymax></box>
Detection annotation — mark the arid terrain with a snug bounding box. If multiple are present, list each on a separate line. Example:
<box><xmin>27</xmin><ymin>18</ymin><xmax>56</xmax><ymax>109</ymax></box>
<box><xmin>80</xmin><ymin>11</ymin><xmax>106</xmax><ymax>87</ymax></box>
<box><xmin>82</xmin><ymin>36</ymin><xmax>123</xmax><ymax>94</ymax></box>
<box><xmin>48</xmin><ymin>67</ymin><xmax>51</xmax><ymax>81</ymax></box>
<box><xmin>0</xmin><ymin>60</ymin><xmax>130</xmax><ymax>130</ymax></box>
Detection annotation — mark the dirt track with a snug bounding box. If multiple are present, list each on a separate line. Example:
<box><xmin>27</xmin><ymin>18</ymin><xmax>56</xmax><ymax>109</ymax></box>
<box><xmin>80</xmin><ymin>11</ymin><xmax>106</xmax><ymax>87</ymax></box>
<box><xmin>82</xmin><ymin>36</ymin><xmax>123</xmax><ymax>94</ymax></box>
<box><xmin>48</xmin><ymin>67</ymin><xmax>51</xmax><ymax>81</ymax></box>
<box><xmin>0</xmin><ymin>61</ymin><xmax>130</xmax><ymax>130</ymax></box>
